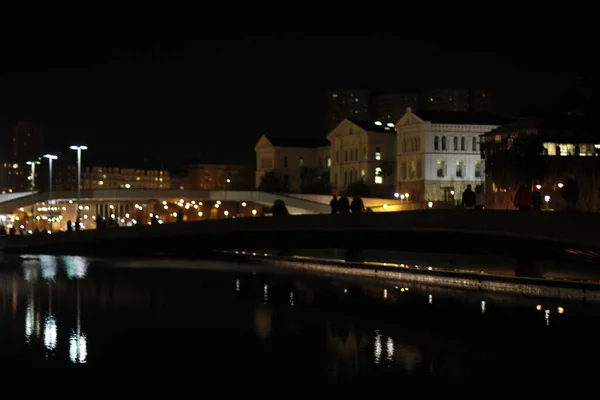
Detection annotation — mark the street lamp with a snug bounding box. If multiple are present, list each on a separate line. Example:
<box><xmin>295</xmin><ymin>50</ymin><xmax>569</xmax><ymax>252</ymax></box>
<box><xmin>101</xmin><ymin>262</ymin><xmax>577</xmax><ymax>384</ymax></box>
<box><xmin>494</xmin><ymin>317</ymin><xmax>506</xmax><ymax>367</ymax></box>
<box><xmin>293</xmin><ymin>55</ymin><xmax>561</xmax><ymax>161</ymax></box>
<box><xmin>44</xmin><ymin>154</ymin><xmax>58</xmax><ymax>231</ymax></box>
<box><xmin>544</xmin><ymin>195</ymin><xmax>551</xmax><ymax>211</ymax></box>
<box><xmin>26</xmin><ymin>160</ymin><xmax>41</xmax><ymax>231</ymax></box>
<box><xmin>70</xmin><ymin>145</ymin><xmax>88</xmax><ymax>223</ymax></box>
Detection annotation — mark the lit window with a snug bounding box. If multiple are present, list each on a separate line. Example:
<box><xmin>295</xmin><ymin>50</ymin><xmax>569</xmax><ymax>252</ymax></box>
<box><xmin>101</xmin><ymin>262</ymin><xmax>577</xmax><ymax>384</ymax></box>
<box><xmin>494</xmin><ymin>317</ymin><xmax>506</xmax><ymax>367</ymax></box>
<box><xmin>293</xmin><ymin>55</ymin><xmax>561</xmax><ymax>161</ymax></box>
<box><xmin>299</xmin><ymin>157</ymin><xmax>304</xmax><ymax>166</ymax></box>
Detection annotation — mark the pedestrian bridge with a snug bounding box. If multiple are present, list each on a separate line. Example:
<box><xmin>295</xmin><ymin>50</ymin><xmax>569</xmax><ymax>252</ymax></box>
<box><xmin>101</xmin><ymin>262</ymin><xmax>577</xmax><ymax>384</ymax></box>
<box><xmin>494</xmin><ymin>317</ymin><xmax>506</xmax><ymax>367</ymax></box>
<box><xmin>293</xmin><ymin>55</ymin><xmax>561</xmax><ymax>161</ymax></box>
<box><xmin>0</xmin><ymin>189</ymin><xmax>331</xmax><ymax>215</ymax></box>
<box><xmin>4</xmin><ymin>211</ymin><xmax>600</xmax><ymax>267</ymax></box>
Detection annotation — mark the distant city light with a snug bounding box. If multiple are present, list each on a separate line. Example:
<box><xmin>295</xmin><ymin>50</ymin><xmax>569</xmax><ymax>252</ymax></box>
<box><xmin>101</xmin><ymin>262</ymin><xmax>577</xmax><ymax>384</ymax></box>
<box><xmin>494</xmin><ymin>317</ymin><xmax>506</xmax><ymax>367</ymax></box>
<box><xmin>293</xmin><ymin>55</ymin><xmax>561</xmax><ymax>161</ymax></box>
<box><xmin>374</xmin><ymin>121</ymin><xmax>382</xmax><ymax>126</ymax></box>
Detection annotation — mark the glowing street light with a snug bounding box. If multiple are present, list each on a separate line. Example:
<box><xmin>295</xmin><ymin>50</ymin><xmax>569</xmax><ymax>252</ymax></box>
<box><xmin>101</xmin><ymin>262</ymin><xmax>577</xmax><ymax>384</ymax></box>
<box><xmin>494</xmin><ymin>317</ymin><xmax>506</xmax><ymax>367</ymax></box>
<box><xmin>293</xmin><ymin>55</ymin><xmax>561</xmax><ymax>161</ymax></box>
<box><xmin>26</xmin><ymin>160</ymin><xmax>41</xmax><ymax>229</ymax></box>
<box><xmin>394</xmin><ymin>192</ymin><xmax>400</xmax><ymax>198</ymax></box>
<box><xmin>70</xmin><ymin>145</ymin><xmax>88</xmax><ymax>223</ymax></box>
<box><xmin>44</xmin><ymin>154</ymin><xmax>58</xmax><ymax>230</ymax></box>
<box><xmin>557</xmin><ymin>182</ymin><xmax>564</xmax><ymax>189</ymax></box>
<box><xmin>544</xmin><ymin>195</ymin><xmax>551</xmax><ymax>210</ymax></box>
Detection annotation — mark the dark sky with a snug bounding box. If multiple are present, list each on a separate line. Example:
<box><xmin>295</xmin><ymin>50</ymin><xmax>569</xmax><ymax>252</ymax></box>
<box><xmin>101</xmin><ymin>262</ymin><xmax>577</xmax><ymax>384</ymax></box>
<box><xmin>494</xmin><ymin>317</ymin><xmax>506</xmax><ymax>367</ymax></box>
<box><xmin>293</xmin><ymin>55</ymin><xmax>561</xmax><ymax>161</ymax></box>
<box><xmin>0</xmin><ymin>31</ymin><xmax>595</xmax><ymax>167</ymax></box>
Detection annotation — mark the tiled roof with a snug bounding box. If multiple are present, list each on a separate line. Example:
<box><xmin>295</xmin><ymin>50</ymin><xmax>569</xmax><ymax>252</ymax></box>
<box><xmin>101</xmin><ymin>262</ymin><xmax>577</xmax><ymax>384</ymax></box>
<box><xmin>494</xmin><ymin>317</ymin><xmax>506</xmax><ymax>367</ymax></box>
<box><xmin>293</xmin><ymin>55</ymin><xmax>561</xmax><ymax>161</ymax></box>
<box><xmin>266</xmin><ymin>136</ymin><xmax>330</xmax><ymax>148</ymax></box>
<box><xmin>414</xmin><ymin>111</ymin><xmax>508</xmax><ymax>126</ymax></box>
<box><xmin>347</xmin><ymin>119</ymin><xmax>396</xmax><ymax>133</ymax></box>
<box><xmin>486</xmin><ymin>114</ymin><xmax>600</xmax><ymax>142</ymax></box>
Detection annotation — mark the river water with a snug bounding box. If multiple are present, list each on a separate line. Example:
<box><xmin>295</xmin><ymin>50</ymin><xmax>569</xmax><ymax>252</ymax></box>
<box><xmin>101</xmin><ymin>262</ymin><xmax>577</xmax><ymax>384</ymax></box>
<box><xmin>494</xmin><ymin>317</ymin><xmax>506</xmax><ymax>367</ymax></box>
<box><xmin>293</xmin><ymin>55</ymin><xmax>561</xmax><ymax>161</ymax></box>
<box><xmin>1</xmin><ymin>254</ymin><xmax>600</xmax><ymax>380</ymax></box>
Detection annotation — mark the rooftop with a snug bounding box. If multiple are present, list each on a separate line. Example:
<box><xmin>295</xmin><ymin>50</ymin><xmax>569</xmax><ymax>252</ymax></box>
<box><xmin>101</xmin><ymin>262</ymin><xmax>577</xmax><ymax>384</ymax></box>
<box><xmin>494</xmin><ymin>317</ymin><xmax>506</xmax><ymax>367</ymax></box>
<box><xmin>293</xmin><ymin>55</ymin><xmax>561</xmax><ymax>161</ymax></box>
<box><xmin>414</xmin><ymin>111</ymin><xmax>508</xmax><ymax>126</ymax></box>
<box><xmin>348</xmin><ymin>119</ymin><xmax>396</xmax><ymax>133</ymax></box>
<box><xmin>266</xmin><ymin>136</ymin><xmax>330</xmax><ymax>148</ymax></box>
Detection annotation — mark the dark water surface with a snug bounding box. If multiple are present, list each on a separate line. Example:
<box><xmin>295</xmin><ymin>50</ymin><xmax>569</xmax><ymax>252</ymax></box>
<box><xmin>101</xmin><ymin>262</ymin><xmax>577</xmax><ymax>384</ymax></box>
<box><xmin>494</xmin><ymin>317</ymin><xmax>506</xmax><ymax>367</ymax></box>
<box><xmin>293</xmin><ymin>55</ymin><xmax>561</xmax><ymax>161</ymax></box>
<box><xmin>1</xmin><ymin>254</ymin><xmax>600</xmax><ymax>381</ymax></box>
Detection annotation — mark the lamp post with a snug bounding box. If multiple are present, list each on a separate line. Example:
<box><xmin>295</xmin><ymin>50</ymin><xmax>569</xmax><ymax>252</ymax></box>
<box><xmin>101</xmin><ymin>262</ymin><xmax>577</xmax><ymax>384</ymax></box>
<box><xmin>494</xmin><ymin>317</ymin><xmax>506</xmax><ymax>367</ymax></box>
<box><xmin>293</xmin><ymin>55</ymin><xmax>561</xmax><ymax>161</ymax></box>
<box><xmin>70</xmin><ymin>146</ymin><xmax>88</xmax><ymax>223</ymax></box>
<box><xmin>26</xmin><ymin>160</ymin><xmax>41</xmax><ymax>231</ymax></box>
<box><xmin>44</xmin><ymin>154</ymin><xmax>58</xmax><ymax>231</ymax></box>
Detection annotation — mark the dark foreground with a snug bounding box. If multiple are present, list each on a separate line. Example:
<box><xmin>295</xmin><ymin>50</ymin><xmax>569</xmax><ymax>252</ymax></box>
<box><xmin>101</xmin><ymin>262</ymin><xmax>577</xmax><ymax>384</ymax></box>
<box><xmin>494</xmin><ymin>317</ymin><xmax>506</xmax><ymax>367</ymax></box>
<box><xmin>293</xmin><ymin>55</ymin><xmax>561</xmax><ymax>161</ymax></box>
<box><xmin>2</xmin><ymin>254</ymin><xmax>600</xmax><ymax>386</ymax></box>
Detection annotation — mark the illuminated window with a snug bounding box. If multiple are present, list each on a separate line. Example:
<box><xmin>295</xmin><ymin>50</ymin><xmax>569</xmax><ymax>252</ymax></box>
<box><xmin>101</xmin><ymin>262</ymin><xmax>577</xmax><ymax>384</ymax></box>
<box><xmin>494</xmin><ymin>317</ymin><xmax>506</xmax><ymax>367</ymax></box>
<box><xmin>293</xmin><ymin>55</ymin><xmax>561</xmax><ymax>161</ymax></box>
<box><xmin>456</xmin><ymin>161</ymin><xmax>464</xmax><ymax>178</ymax></box>
<box><xmin>375</xmin><ymin>167</ymin><xmax>383</xmax><ymax>184</ymax></box>
<box><xmin>299</xmin><ymin>157</ymin><xmax>304</xmax><ymax>166</ymax></box>
<box><xmin>327</xmin><ymin>157</ymin><xmax>331</xmax><ymax>167</ymax></box>
<box><xmin>437</xmin><ymin>160</ymin><xmax>446</xmax><ymax>178</ymax></box>
<box><xmin>474</xmin><ymin>160</ymin><xmax>482</xmax><ymax>178</ymax></box>
<box><xmin>375</xmin><ymin>147</ymin><xmax>381</xmax><ymax>161</ymax></box>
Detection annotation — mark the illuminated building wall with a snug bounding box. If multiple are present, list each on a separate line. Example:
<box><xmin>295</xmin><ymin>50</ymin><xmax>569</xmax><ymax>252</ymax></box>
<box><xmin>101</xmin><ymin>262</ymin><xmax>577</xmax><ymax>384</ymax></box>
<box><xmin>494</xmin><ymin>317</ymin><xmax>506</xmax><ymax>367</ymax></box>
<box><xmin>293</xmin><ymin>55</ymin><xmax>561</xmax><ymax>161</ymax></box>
<box><xmin>254</xmin><ymin>135</ymin><xmax>331</xmax><ymax>192</ymax></box>
<box><xmin>82</xmin><ymin>166</ymin><xmax>170</xmax><ymax>190</ymax></box>
<box><xmin>187</xmin><ymin>163</ymin><xmax>254</xmax><ymax>190</ymax></box>
<box><xmin>328</xmin><ymin>119</ymin><xmax>396</xmax><ymax>194</ymax></box>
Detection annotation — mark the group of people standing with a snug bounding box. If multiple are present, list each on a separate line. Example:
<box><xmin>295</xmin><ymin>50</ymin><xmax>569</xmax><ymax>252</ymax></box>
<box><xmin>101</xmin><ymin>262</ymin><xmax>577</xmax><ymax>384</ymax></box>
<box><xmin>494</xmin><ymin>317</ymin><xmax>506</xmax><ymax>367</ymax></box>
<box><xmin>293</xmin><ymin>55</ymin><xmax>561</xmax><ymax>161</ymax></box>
<box><xmin>329</xmin><ymin>195</ymin><xmax>365</xmax><ymax>214</ymax></box>
<box><xmin>513</xmin><ymin>177</ymin><xmax>578</xmax><ymax>211</ymax></box>
<box><xmin>461</xmin><ymin>184</ymin><xmax>486</xmax><ymax>209</ymax></box>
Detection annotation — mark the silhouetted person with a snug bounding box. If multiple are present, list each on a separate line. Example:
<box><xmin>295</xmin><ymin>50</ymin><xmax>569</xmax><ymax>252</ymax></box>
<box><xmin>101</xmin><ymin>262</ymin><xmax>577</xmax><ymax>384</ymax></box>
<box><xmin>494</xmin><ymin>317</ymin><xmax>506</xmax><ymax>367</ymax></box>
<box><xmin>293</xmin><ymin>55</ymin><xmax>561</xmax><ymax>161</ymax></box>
<box><xmin>9</xmin><ymin>227</ymin><xmax>15</xmax><ymax>236</ymax></box>
<box><xmin>330</xmin><ymin>195</ymin><xmax>339</xmax><ymax>214</ymax></box>
<box><xmin>270</xmin><ymin>199</ymin><xmax>289</xmax><ymax>216</ymax></box>
<box><xmin>462</xmin><ymin>184</ymin><xmax>476</xmax><ymax>209</ymax></box>
<box><xmin>66</xmin><ymin>220</ymin><xmax>73</xmax><ymax>232</ymax></box>
<box><xmin>562</xmin><ymin>177</ymin><xmax>579</xmax><ymax>211</ymax></box>
<box><xmin>474</xmin><ymin>185</ymin><xmax>485</xmax><ymax>210</ymax></box>
<box><xmin>338</xmin><ymin>196</ymin><xmax>350</xmax><ymax>214</ymax></box>
<box><xmin>514</xmin><ymin>182</ymin><xmax>533</xmax><ymax>210</ymax></box>
<box><xmin>96</xmin><ymin>214</ymin><xmax>104</xmax><ymax>229</ymax></box>
<box><xmin>350</xmin><ymin>196</ymin><xmax>365</xmax><ymax>214</ymax></box>
<box><xmin>75</xmin><ymin>218</ymin><xmax>81</xmax><ymax>232</ymax></box>
<box><xmin>151</xmin><ymin>214</ymin><xmax>159</xmax><ymax>225</ymax></box>
<box><xmin>532</xmin><ymin>186</ymin><xmax>542</xmax><ymax>210</ymax></box>
<box><xmin>177</xmin><ymin>209</ymin><xmax>184</xmax><ymax>223</ymax></box>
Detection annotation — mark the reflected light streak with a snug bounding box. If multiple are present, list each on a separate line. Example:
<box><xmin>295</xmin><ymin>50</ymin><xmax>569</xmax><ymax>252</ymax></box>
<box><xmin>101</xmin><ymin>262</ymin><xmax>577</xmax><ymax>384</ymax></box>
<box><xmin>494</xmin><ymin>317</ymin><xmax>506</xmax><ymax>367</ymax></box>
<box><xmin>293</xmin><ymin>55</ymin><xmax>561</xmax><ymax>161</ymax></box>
<box><xmin>22</xmin><ymin>259</ymin><xmax>40</xmax><ymax>282</ymax></box>
<box><xmin>545</xmin><ymin>309</ymin><xmax>551</xmax><ymax>326</ymax></box>
<box><xmin>69</xmin><ymin>332</ymin><xmax>87</xmax><ymax>363</ymax></box>
<box><xmin>63</xmin><ymin>256</ymin><xmax>89</xmax><ymax>279</ymax></box>
<box><xmin>383</xmin><ymin>289</ymin><xmax>388</xmax><ymax>299</ymax></box>
<box><xmin>374</xmin><ymin>330</ymin><xmax>382</xmax><ymax>365</ymax></box>
<box><xmin>44</xmin><ymin>314</ymin><xmax>57</xmax><ymax>351</ymax></box>
<box><xmin>25</xmin><ymin>295</ymin><xmax>34</xmax><ymax>341</ymax></box>
<box><xmin>40</xmin><ymin>255</ymin><xmax>58</xmax><ymax>281</ymax></box>
<box><xmin>263</xmin><ymin>284</ymin><xmax>268</xmax><ymax>304</ymax></box>
<box><xmin>235</xmin><ymin>279</ymin><xmax>240</xmax><ymax>292</ymax></box>
<box><xmin>481</xmin><ymin>300</ymin><xmax>486</xmax><ymax>314</ymax></box>
<box><xmin>386</xmin><ymin>337</ymin><xmax>394</xmax><ymax>362</ymax></box>
<box><xmin>428</xmin><ymin>294</ymin><xmax>433</xmax><ymax>304</ymax></box>
<box><xmin>289</xmin><ymin>292</ymin><xmax>294</xmax><ymax>306</ymax></box>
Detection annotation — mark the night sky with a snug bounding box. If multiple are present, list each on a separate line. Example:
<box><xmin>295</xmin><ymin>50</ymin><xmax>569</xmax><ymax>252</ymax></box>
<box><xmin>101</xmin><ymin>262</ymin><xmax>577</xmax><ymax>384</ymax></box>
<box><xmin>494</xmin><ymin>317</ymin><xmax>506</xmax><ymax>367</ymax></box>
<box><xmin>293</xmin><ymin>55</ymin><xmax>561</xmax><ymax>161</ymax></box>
<box><xmin>0</xmin><ymin>31</ymin><xmax>595</xmax><ymax>167</ymax></box>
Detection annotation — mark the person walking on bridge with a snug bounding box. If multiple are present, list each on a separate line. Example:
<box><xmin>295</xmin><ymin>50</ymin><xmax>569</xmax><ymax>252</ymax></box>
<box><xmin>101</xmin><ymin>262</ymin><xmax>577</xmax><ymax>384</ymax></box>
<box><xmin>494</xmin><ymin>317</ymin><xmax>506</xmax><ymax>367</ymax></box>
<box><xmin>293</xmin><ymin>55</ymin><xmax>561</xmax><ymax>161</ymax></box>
<box><xmin>514</xmin><ymin>182</ymin><xmax>533</xmax><ymax>210</ymax></box>
<box><xmin>462</xmin><ymin>185</ymin><xmax>476</xmax><ymax>209</ymax></box>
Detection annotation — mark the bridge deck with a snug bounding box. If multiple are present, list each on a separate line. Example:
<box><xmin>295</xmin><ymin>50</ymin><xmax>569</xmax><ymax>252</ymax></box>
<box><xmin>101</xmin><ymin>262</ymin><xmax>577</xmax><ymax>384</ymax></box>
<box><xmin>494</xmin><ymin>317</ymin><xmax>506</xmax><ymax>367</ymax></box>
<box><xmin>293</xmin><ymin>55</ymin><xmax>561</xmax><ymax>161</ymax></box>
<box><xmin>3</xmin><ymin>211</ymin><xmax>599</xmax><ymax>261</ymax></box>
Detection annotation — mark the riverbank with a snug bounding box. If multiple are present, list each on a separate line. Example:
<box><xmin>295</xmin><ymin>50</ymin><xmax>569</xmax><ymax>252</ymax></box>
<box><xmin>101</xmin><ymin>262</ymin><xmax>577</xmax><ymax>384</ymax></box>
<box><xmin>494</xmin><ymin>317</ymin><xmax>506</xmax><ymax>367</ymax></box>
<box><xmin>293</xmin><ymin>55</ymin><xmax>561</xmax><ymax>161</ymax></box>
<box><xmin>217</xmin><ymin>251</ymin><xmax>600</xmax><ymax>302</ymax></box>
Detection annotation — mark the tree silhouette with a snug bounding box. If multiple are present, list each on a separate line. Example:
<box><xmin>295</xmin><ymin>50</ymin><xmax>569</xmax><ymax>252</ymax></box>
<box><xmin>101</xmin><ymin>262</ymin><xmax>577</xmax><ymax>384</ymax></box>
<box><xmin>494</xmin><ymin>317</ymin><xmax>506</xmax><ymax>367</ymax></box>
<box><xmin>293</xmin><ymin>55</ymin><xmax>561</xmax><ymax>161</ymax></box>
<box><xmin>345</xmin><ymin>179</ymin><xmax>370</xmax><ymax>197</ymax></box>
<box><xmin>377</xmin><ymin>160</ymin><xmax>394</xmax><ymax>178</ymax></box>
<box><xmin>258</xmin><ymin>171</ymin><xmax>289</xmax><ymax>193</ymax></box>
<box><xmin>301</xmin><ymin>168</ymin><xmax>330</xmax><ymax>194</ymax></box>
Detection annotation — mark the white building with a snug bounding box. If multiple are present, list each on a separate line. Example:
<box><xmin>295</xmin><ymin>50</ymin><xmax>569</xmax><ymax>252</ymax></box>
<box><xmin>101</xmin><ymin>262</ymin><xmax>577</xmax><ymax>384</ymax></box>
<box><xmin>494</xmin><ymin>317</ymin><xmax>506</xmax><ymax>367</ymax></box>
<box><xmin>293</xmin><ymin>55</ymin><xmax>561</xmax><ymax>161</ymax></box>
<box><xmin>328</xmin><ymin>119</ymin><xmax>396</xmax><ymax>195</ymax></box>
<box><xmin>395</xmin><ymin>108</ymin><xmax>505</xmax><ymax>202</ymax></box>
<box><xmin>254</xmin><ymin>135</ymin><xmax>330</xmax><ymax>192</ymax></box>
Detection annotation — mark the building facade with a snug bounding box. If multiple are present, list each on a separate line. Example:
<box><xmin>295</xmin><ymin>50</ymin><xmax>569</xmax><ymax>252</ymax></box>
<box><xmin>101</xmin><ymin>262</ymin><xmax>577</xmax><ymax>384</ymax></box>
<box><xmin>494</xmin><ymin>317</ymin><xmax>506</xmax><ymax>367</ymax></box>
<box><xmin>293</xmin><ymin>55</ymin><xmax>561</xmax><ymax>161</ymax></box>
<box><xmin>187</xmin><ymin>163</ymin><xmax>254</xmax><ymax>190</ymax></box>
<box><xmin>395</xmin><ymin>109</ymin><xmax>504</xmax><ymax>202</ymax></box>
<box><xmin>420</xmin><ymin>88</ymin><xmax>491</xmax><ymax>113</ymax></box>
<box><xmin>326</xmin><ymin>89</ymin><xmax>370</xmax><ymax>133</ymax></box>
<box><xmin>254</xmin><ymin>135</ymin><xmax>330</xmax><ymax>192</ymax></box>
<box><xmin>371</xmin><ymin>93</ymin><xmax>419</xmax><ymax>123</ymax></box>
<box><xmin>81</xmin><ymin>166</ymin><xmax>170</xmax><ymax>190</ymax></box>
<box><xmin>328</xmin><ymin>119</ymin><xmax>396</xmax><ymax>194</ymax></box>
<box><xmin>481</xmin><ymin>114</ymin><xmax>600</xmax><ymax>211</ymax></box>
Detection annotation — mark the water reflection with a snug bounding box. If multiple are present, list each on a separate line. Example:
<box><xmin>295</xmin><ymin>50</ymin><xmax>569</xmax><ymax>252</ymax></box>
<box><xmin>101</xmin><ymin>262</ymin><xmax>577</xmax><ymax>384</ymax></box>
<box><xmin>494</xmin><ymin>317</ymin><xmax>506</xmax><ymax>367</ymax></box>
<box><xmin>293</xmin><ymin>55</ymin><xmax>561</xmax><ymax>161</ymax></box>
<box><xmin>70</xmin><ymin>280</ymin><xmax>87</xmax><ymax>363</ymax></box>
<box><xmin>63</xmin><ymin>256</ymin><xmax>88</xmax><ymax>280</ymax></box>
<box><xmin>22</xmin><ymin>258</ymin><xmax>40</xmax><ymax>282</ymax></box>
<box><xmin>44</xmin><ymin>314</ymin><xmax>58</xmax><ymax>351</ymax></box>
<box><xmin>3</xmin><ymin>256</ymin><xmax>600</xmax><ymax>375</ymax></box>
<box><xmin>40</xmin><ymin>255</ymin><xmax>58</xmax><ymax>281</ymax></box>
<box><xmin>386</xmin><ymin>336</ymin><xmax>394</xmax><ymax>363</ymax></box>
<box><xmin>374</xmin><ymin>330</ymin><xmax>382</xmax><ymax>365</ymax></box>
